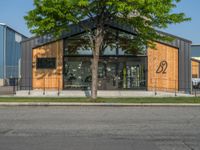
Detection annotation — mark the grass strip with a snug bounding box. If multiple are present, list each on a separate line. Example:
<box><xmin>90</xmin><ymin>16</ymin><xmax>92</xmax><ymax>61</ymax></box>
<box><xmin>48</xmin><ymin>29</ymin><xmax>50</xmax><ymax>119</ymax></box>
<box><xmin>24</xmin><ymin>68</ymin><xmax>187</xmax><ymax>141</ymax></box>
<box><xmin>0</xmin><ymin>97</ymin><xmax>199</xmax><ymax>103</ymax></box>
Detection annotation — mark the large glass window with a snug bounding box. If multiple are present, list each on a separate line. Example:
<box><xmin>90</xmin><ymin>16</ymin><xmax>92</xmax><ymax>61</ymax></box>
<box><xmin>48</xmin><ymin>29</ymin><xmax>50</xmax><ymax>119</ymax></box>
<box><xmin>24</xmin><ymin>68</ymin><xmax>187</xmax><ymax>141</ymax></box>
<box><xmin>64</xmin><ymin>58</ymin><xmax>91</xmax><ymax>89</ymax></box>
<box><xmin>63</xmin><ymin>27</ymin><xmax>147</xmax><ymax>90</ymax></box>
<box><xmin>63</xmin><ymin>57</ymin><xmax>146</xmax><ymax>90</ymax></box>
<box><xmin>64</xmin><ymin>34</ymin><xmax>92</xmax><ymax>56</ymax></box>
<box><xmin>64</xmin><ymin>28</ymin><xmax>147</xmax><ymax>57</ymax></box>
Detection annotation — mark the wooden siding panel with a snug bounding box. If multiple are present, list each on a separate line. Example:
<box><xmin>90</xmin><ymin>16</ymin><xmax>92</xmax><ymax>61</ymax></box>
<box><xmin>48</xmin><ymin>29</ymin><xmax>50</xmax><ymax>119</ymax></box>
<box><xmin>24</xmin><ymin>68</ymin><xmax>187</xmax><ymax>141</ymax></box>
<box><xmin>192</xmin><ymin>61</ymin><xmax>199</xmax><ymax>78</ymax></box>
<box><xmin>32</xmin><ymin>41</ymin><xmax>63</xmax><ymax>90</ymax></box>
<box><xmin>148</xmin><ymin>42</ymin><xmax>178</xmax><ymax>92</ymax></box>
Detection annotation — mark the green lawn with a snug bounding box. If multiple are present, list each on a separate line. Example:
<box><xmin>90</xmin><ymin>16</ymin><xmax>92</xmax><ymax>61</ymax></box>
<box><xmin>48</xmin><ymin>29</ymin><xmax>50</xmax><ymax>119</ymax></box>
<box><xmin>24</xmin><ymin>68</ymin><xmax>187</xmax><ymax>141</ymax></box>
<box><xmin>0</xmin><ymin>97</ymin><xmax>199</xmax><ymax>103</ymax></box>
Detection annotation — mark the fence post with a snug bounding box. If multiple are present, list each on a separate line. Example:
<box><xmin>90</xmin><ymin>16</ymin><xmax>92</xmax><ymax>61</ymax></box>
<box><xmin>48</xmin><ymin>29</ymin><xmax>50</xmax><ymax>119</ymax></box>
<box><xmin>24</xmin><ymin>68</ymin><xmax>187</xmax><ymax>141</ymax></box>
<box><xmin>13</xmin><ymin>81</ymin><xmax>16</xmax><ymax>95</ymax></box>
<box><xmin>28</xmin><ymin>77</ymin><xmax>31</xmax><ymax>95</ymax></box>
<box><xmin>195</xmin><ymin>87</ymin><xmax>197</xmax><ymax>97</ymax></box>
<box><xmin>43</xmin><ymin>78</ymin><xmax>45</xmax><ymax>95</ymax></box>
<box><xmin>155</xmin><ymin>79</ymin><xmax>157</xmax><ymax>96</ymax></box>
<box><xmin>19</xmin><ymin>78</ymin><xmax>21</xmax><ymax>91</ymax></box>
<box><xmin>175</xmin><ymin>80</ymin><xmax>177</xmax><ymax>97</ymax></box>
<box><xmin>57</xmin><ymin>77</ymin><xmax>60</xmax><ymax>96</ymax></box>
<box><xmin>16</xmin><ymin>78</ymin><xmax>18</xmax><ymax>91</ymax></box>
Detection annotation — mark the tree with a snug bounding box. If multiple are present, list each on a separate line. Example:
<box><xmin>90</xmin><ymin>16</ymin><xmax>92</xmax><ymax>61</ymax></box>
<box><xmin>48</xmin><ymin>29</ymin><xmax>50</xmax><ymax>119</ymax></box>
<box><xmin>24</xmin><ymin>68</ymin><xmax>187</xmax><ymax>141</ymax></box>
<box><xmin>25</xmin><ymin>0</ymin><xmax>190</xmax><ymax>99</ymax></box>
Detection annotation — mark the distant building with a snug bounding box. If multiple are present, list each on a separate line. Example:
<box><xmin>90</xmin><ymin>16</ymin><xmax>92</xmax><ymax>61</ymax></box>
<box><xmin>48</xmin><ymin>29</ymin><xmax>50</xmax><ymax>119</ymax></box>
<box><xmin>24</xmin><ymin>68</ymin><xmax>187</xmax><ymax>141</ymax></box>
<box><xmin>191</xmin><ymin>45</ymin><xmax>200</xmax><ymax>79</ymax></box>
<box><xmin>0</xmin><ymin>23</ymin><xmax>27</xmax><ymax>86</ymax></box>
<box><xmin>191</xmin><ymin>45</ymin><xmax>200</xmax><ymax>59</ymax></box>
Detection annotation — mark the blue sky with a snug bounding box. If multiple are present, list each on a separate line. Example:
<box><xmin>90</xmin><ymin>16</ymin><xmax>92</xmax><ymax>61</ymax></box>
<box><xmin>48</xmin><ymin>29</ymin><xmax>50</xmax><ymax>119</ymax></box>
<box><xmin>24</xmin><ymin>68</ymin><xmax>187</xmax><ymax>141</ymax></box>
<box><xmin>0</xmin><ymin>0</ymin><xmax>199</xmax><ymax>44</ymax></box>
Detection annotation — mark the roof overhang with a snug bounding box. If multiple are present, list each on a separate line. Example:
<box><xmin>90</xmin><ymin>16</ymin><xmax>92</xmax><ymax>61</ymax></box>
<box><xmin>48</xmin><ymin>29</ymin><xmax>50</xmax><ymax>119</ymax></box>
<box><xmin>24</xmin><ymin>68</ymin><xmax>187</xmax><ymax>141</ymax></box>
<box><xmin>23</xmin><ymin>18</ymin><xmax>192</xmax><ymax>49</ymax></box>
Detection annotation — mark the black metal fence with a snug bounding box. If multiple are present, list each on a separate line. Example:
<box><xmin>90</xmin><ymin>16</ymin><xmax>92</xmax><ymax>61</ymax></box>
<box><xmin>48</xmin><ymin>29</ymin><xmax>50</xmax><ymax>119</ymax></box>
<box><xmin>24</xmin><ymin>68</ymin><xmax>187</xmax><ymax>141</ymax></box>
<box><xmin>3</xmin><ymin>77</ymin><xmax>195</xmax><ymax>96</ymax></box>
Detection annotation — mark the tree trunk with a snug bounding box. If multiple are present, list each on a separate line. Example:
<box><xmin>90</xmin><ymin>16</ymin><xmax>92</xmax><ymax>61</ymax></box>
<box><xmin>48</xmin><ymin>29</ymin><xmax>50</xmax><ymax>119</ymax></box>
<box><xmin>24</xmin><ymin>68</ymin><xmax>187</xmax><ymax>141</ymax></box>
<box><xmin>91</xmin><ymin>55</ymin><xmax>99</xmax><ymax>99</ymax></box>
<box><xmin>91</xmin><ymin>28</ymin><xmax>103</xmax><ymax>100</ymax></box>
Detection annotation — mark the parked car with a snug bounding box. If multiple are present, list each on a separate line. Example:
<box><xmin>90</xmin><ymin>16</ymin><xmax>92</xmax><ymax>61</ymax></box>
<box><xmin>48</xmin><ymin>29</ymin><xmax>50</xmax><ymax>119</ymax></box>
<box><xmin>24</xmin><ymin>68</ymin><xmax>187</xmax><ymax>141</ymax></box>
<box><xmin>192</xmin><ymin>78</ymin><xmax>200</xmax><ymax>89</ymax></box>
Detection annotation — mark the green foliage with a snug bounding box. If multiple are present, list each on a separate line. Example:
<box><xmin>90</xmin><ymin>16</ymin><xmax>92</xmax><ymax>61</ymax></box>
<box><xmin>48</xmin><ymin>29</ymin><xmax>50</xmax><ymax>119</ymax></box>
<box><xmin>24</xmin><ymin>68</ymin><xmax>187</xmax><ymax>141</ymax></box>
<box><xmin>25</xmin><ymin>0</ymin><xmax>190</xmax><ymax>52</ymax></box>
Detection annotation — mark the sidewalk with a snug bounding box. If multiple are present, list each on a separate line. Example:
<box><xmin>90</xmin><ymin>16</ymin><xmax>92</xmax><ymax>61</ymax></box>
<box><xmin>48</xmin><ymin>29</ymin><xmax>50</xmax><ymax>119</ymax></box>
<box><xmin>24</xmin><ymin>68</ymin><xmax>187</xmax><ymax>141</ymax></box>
<box><xmin>15</xmin><ymin>90</ymin><xmax>193</xmax><ymax>98</ymax></box>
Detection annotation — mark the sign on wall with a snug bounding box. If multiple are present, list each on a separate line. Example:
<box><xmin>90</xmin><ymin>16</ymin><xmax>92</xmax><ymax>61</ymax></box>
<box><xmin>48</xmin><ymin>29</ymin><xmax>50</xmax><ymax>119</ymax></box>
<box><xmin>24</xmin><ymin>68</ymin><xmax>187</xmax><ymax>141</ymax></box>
<box><xmin>156</xmin><ymin>60</ymin><xmax>168</xmax><ymax>74</ymax></box>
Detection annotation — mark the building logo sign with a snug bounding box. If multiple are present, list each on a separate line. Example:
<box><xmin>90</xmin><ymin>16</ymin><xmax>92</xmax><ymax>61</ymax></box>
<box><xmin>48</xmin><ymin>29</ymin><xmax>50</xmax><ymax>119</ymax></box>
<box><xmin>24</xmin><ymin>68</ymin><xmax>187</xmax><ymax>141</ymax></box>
<box><xmin>156</xmin><ymin>60</ymin><xmax>168</xmax><ymax>74</ymax></box>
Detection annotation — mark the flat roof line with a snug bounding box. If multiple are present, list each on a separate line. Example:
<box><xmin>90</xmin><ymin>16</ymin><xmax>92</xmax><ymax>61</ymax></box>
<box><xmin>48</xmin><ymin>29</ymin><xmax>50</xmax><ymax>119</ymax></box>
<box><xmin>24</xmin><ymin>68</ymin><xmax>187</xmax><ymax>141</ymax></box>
<box><xmin>0</xmin><ymin>23</ymin><xmax>6</xmax><ymax>25</ymax></box>
<box><xmin>157</xmin><ymin>30</ymin><xmax>192</xmax><ymax>43</ymax></box>
<box><xmin>0</xmin><ymin>23</ymin><xmax>28</xmax><ymax>38</ymax></box>
<box><xmin>192</xmin><ymin>44</ymin><xmax>200</xmax><ymax>46</ymax></box>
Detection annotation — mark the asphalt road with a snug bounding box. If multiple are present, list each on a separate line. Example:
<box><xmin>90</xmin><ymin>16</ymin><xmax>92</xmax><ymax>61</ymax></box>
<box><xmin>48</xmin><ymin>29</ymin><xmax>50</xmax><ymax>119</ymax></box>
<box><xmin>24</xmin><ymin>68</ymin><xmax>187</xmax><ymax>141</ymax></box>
<box><xmin>0</xmin><ymin>106</ymin><xmax>199</xmax><ymax>150</ymax></box>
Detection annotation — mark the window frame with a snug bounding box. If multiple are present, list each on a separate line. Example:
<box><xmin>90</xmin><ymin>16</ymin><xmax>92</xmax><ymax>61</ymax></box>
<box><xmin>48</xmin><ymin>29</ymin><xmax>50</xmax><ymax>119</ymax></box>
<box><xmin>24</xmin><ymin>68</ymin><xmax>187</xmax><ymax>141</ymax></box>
<box><xmin>36</xmin><ymin>57</ymin><xmax>57</xmax><ymax>69</ymax></box>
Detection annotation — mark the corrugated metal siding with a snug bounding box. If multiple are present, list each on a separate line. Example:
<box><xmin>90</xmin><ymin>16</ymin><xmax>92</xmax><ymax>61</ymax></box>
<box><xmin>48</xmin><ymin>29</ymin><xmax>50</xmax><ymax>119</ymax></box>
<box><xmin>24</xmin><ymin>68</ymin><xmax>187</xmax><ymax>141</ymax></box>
<box><xmin>21</xmin><ymin>38</ymin><xmax>39</xmax><ymax>89</ymax></box>
<box><xmin>0</xmin><ymin>25</ymin><xmax>4</xmax><ymax>79</ymax></box>
<box><xmin>6</xmin><ymin>28</ymin><xmax>18</xmax><ymax>78</ymax></box>
<box><xmin>5</xmin><ymin>28</ymin><xmax>26</xmax><ymax>79</ymax></box>
<box><xmin>174</xmin><ymin>40</ymin><xmax>191</xmax><ymax>93</ymax></box>
<box><xmin>0</xmin><ymin>25</ymin><xmax>27</xmax><ymax>83</ymax></box>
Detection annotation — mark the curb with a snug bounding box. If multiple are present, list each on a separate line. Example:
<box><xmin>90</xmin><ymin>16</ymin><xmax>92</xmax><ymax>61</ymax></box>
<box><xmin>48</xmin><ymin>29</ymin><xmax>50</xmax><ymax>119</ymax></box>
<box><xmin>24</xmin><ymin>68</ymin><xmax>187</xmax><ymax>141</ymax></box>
<box><xmin>0</xmin><ymin>102</ymin><xmax>200</xmax><ymax>107</ymax></box>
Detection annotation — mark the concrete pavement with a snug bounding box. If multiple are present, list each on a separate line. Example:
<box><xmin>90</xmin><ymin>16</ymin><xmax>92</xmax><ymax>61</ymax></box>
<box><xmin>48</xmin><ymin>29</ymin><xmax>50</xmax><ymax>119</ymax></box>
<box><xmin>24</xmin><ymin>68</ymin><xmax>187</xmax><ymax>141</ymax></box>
<box><xmin>0</xmin><ymin>102</ymin><xmax>200</xmax><ymax>107</ymax></box>
<box><xmin>0</xmin><ymin>106</ymin><xmax>199</xmax><ymax>150</ymax></box>
<box><xmin>16</xmin><ymin>90</ymin><xmax>193</xmax><ymax>97</ymax></box>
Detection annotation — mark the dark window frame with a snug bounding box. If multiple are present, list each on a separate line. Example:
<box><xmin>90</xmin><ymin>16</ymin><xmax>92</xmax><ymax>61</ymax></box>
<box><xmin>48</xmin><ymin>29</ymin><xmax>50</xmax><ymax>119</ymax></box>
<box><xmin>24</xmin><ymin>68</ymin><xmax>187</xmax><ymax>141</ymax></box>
<box><xmin>36</xmin><ymin>57</ymin><xmax>56</xmax><ymax>69</ymax></box>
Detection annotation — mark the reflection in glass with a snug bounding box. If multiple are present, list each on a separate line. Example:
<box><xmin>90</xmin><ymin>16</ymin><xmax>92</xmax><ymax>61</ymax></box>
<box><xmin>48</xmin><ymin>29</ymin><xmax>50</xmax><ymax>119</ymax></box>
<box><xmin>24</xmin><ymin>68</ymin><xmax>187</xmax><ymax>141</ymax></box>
<box><xmin>64</xmin><ymin>34</ymin><xmax>92</xmax><ymax>56</ymax></box>
<box><xmin>64</xmin><ymin>28</ymin><xmax>146</xmax><ymax>56</ymax></box>
<box><xmin>64</xmin><ymin>60</ymin><xmax>91</xmax><ymax>89</ymax></box>
<box><xmin>63</xmin><ymin>27</ymin><xmax>147</xmax><ymax>90</ymax></box>
<box><xmin>64</xmin><ymin>58</ymin><xmax>146</xmax><ymax>90</ymax></box>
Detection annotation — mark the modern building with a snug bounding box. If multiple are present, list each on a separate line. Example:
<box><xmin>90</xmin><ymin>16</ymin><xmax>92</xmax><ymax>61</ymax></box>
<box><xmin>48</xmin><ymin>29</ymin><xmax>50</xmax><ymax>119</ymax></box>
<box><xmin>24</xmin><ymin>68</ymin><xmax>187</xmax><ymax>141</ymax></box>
<box><xmin>0</xmin><ymin>23</ymin><xmax>27</xmax><ymax>86</ymax></box>
<box><xmin>191</xmin><ymin>58</ymin><xmax>200</xmax><ymax>78</ymax></box>
<box><xmin>20</xmin><ymin>20</ymin><xmax>192</xmax><ymax>93</ymax></box>
<box><xmin>191</xmin><ymin>45</ymin><xmax>200</xmax><ymax>59</ymax></box>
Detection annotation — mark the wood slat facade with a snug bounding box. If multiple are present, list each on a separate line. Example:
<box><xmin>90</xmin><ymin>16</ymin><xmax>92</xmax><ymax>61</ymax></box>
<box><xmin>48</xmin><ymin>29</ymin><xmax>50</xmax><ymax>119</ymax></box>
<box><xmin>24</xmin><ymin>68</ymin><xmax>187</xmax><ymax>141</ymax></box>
<box><xmin>191</xmin><ymin>60</ymin><xmax>200</xmax><ymax>78</ymax></box>
<box><xmin>148</xmin><ymin>42</ymin><xmax>179</xmax><ymax>92</ymax></box>
<box><xmin>32</xmin><ymin>40</ymin><xmax>63</xmax><ymax>90</ymax></box>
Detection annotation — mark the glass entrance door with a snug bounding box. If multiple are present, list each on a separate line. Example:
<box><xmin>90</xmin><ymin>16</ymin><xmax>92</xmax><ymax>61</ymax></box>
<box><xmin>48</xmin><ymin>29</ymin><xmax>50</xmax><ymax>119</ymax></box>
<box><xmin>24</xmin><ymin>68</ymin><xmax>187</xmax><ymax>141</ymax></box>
<box><xmin>119</xmin><ymin>63</ymin><xmax>145</xmax><ymax>89</ymax></box>
<box><xmin>98</xmin><ymin>61</ymin><xmax>118</xmax><ymax>90</ymax></box>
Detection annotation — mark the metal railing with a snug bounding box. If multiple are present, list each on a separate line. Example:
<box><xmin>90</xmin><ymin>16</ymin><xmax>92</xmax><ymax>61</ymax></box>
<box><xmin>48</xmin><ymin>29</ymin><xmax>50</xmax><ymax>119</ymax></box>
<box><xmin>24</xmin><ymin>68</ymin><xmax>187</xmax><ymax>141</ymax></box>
<box><xmin>6</xmin><ymin>77</ymin><xmax>193</xmax><ymax>96</ymax></box>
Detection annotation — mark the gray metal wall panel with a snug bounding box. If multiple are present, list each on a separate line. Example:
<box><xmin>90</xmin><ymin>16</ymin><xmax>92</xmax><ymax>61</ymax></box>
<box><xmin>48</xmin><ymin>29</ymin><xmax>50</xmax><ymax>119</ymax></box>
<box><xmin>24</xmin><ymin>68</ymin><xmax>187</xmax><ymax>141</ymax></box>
<box><xmin>180</xmin><ymin>41</ymin><xmax>185</xmax><ymax>90</ymax></box>
<box><xmin>21</xmin><ymin>37</ymin><xmax>39</xmax><ymax>89</ymax></box>
<box><xmin>177</xmin><ymin>40</ymin><xmax>191</xmax><ymax>93</ymax></box>
<box><xmin>184</xmin><ymin>42</ymin><xmax>188</xmax><ymax>91</ymax></box>
<box><xmin>188</xmin><ymin>44</ymin><xmax>192</xmax><ymax>92</ymax></box>
<box><xmin>0</xmin><ymin>26</ymin><xmax>4</xmax><ymax>79</ymax></box>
